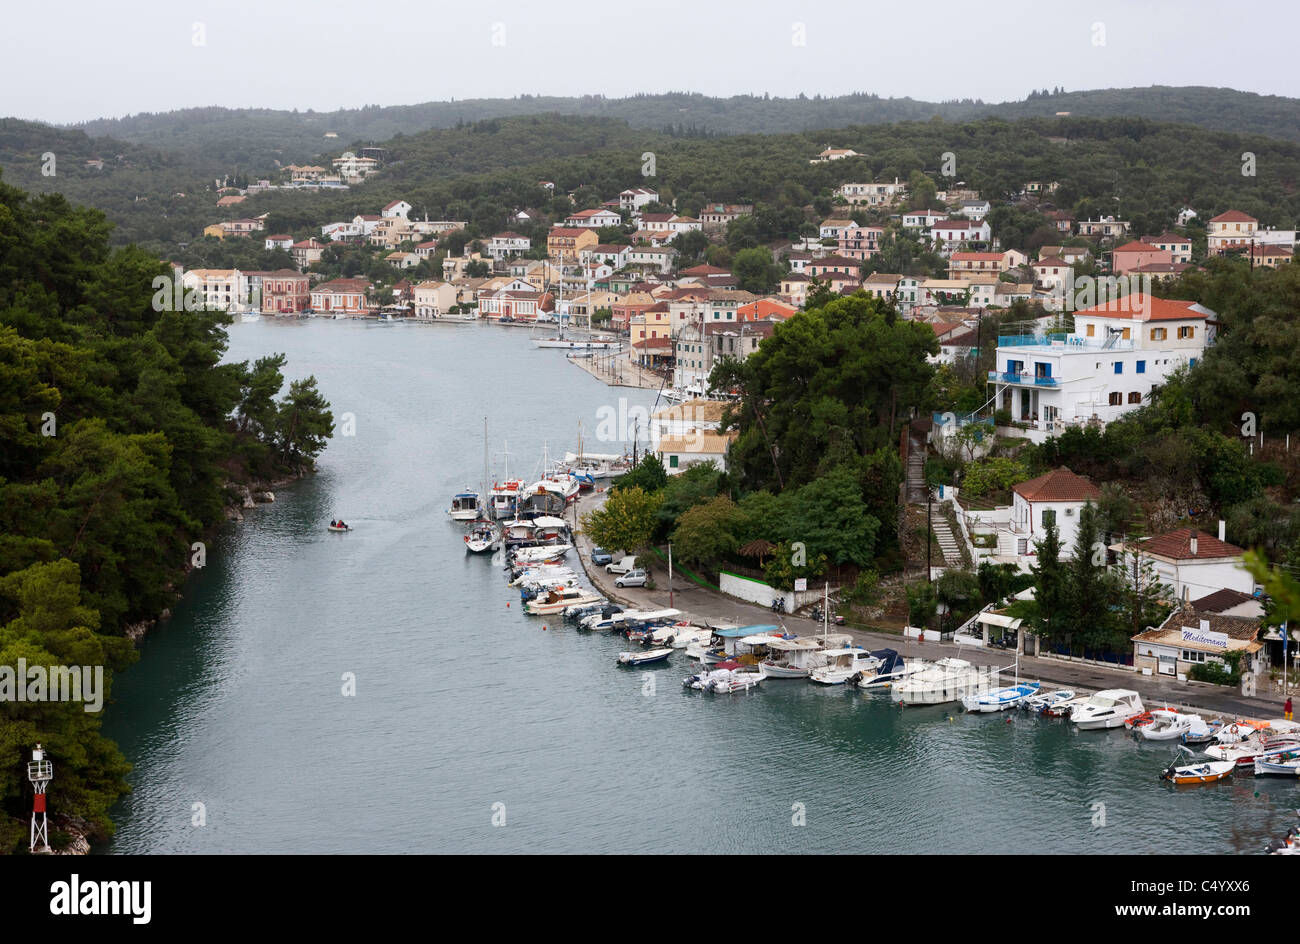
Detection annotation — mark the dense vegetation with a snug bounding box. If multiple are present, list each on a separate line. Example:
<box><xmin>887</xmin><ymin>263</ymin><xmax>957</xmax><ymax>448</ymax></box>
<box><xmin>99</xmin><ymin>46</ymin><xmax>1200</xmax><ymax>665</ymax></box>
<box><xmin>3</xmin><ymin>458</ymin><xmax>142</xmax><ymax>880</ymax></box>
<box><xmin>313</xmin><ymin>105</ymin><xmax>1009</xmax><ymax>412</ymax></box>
<box><xmin>5</xmin><ymin>110</ymin><xmax>1299</xmax><ymax>259</ymax></box>
<box><xmin>69</xmin><ymin>87</ymin><xmax>1300</xmax><ymax>168</ymax></box>
<box><xmin>0</xmin><ymin>174</ymin><xmax>333</xmax><ymax>851</ymax></box>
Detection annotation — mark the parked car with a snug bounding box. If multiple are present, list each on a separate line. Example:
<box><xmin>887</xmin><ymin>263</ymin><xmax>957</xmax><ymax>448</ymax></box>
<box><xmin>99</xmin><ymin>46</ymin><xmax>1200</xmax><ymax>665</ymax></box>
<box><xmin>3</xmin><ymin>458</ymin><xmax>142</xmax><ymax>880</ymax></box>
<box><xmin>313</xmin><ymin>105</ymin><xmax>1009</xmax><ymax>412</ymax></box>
<box><xmin>615</xmin><ymin>569</ymin><xmax>647</xmax><ymax>588</ymax></box>
<box><xmin>605</xmin><ymin>556</ymin><xmax>638</xmax><ymax>575</ymax></box>
<box><xmin>590</xmin><ymin>547</ymin><xmax>613</xmax><ymax>566</ymax></box>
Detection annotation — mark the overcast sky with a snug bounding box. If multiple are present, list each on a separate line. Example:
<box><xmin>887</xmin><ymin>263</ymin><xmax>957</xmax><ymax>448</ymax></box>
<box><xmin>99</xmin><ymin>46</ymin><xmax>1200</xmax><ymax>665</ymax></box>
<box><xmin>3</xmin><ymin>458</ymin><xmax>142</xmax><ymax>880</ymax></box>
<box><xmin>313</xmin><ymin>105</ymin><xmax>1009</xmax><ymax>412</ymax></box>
<box><xmin>3</xmin><ymin>0</ymin><xmax>1297</xmax><ymax>124</ymax></box>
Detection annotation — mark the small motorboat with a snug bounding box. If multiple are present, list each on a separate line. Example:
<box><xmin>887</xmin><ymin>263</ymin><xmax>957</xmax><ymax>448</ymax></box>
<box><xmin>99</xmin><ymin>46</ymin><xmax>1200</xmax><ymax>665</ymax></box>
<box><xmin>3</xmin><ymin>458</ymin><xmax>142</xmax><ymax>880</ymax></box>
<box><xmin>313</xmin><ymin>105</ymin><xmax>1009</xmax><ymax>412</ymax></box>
<box><xmin>683</xmin><ymin>660</ymin><xmax>762</xmax><ymax>693</ymax></box>
<box><xmin>1253</xmin><ymin>751</ymin><xmax>1300</xmax><ymax>777</ymax></box>
<box><xmin>464</xmin><ymin>519</ymin><xmax>500</xmax><ymax>554</ymax></box>
<box><xmin>618</xmin><ymin>648</ymin><xmax>673</xmax><ymax>667</ymax></box>
<box><xmin>1138</xmin><ymin>709</ymin><xmax>1199</xmax><ymax>742</ymax></box>
<box><xmin>1044</xmin><ymin>694</ymin><xmax>1090</xmax><ymax>718</ymax></box>
<box><xmin>1072</xmin><ymin>689</ymin><xmax>1145</xmax><ymax>730</ymax></box>
<box><xmin>962</xmin><ymin>681</ymin><xmax>1041</xmax><ymax>713</ymax></box>
<box><xmin>524</xmin><ymin>586</ymin><xmax>603</xmax><ymax>615</ymax></box>
<box><xmin>855</xmin><ymin>650</ymin><xmax>922</xmax><ymax>690</ymax></box>
<box><xmin>808</xmin><ymin>646</ymin><xmax>878</xmax><ymax>686</ymax></box>
<box><xmin>1161</xmin><ymin>748</ymin><xmax>1234</xmax><ymax>785</ymax></box>
<box><xmin>327</xmin><ymin>520</ymin><xmax>352</xmax><ymax>532</ymax></box>
<box><xmin>1022</xmin><ymin>689</ymin><xmax>1075</xmax><ymax>713</ymax></box>
<box><xmin>1181</xmin><ymin>718</ymin><xmax>1224</xmax><ymax>746</ymax></box>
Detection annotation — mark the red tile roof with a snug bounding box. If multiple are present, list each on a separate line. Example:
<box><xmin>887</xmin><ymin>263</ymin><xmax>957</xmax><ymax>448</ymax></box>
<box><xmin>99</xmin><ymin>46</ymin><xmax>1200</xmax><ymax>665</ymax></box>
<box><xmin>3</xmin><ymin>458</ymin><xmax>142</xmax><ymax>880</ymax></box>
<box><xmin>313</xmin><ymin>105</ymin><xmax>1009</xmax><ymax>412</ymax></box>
<box><xmin>1074</xmin><ymin>294</ymin><xmax>1211</xmax><ymax>322</ymax></box>
<box><xmin>1209</xmin><ymin>210</ymin><xmax>1257</xmax><ymax>224</ymax></box>
<box><xmin>1012</xmin><ymin>467</ymin><xmax>1101</xmax><ymax>502</ymax></box>
<box><xmin>1113</xmin><ymin>240</ymin><xmax>1157</xmax><ymax>253</ymax></box>
<box><xmin>1136</xmin><ymin>528</ymin><xmax>1244</xmax><ymax>560</ymax></box>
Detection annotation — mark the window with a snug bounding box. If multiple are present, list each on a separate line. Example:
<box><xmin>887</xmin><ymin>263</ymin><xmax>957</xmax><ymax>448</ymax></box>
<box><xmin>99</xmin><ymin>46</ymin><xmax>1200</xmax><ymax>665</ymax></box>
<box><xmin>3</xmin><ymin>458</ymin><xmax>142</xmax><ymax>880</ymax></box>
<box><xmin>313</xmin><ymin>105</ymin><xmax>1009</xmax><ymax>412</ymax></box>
<box><xmin>1042</xmin><ymin>509</ymin><xmax>1056</xmax><ymax>528</ymax></box>
<box><xmin>1178</xmin><ymin>325</ymin><xmax>1195</xmax><ymax>339</ymax></box>
<box><xmin>1108</xmin><ymin>392</ymin><xmax>1123</xmax><ymax>406</ymax></box>
<box><xmin>1085</xmin><ymin>324</ymin><xmax>1095</xmax><ymax>337</ymax></box>
<box><xmin>1114</xmin><ymin>362</ymin><xmax>1123</xmax><ymax>374</ymax></box>
<box><xmin>1180</xmin><ymin>650</ymin><xmax>1207</xmax><ymax>664</ymax></box>
<box><xmin>1150</xmin><ymin>327</ymin><xmax>1166</xmax><ymax>341</ymax></box>
<box><xmin>1136</xmin><ymin>360</ymin><xmax>1146</xmax><ymax>374</ymax></box>
<box><xmin>1128</xmin><ymin>392</ymin><xmax>1142</xmax><ymax>404</ymax></box>
<box><xmin>1122</xmin><ymin>327</ymin><xmax>1131</xmax><ymax>340</ymax></box>
<box><xmin>669</xmin><ymin>455</ymin><xmax>679</xmax><ymax>468</ymax></box>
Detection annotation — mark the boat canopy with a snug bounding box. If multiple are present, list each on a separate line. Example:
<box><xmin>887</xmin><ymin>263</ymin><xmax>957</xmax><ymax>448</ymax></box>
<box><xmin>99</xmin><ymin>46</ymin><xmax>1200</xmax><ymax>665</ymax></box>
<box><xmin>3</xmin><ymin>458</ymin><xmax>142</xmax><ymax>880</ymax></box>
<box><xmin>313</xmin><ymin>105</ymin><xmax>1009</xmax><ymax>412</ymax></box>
<box><xmin>563</xmin><ymin>452</ymin><xmax>624</xmax><ymax>464</ymax></box>
<box><xmin>768</xmin><ymin>637</ymin><xmax>824</xmax><ymax>652</ymax></box>
<box><xmin>530</xmin><ymin>516</ymin><xmax>569</xmax><ymax>529</ymax></box>
<box><xmin>453</xmin><ymin>492</ymin><xmax>479</xmax><ymax>499</ymax></box>
<box><xmin>868</xmin><ymin>648</ymin><xmax>904</xmax><ymax>671</ymax></box>
<box><xmin>626</xmin><ymin>609</ymin><xmax>682</xmax><ymax>621</ymax></box>
<box><xmin>739</xmin><ymin>633</ymin><xmax>786</xmax><ymax>646</ymax></box>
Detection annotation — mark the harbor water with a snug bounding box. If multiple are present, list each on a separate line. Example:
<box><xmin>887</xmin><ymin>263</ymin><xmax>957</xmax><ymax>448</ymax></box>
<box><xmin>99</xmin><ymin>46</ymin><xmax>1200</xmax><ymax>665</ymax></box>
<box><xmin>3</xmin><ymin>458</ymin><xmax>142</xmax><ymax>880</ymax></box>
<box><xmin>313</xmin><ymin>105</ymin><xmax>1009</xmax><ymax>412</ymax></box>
<box><xmin>101</xmin><ymin>320</ymin><xmax>1297</xmax><ymax>854</ymax></box>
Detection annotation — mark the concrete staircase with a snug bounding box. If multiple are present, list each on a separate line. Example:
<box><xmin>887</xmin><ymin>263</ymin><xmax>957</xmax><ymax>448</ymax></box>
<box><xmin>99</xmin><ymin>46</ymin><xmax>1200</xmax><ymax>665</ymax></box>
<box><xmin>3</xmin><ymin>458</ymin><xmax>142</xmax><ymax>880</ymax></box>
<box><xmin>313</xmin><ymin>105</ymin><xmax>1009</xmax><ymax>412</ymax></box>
<box><xmin>929</xmin><ymin>502</ymin><xmax>966</xmax><ymax>568</ymax></box>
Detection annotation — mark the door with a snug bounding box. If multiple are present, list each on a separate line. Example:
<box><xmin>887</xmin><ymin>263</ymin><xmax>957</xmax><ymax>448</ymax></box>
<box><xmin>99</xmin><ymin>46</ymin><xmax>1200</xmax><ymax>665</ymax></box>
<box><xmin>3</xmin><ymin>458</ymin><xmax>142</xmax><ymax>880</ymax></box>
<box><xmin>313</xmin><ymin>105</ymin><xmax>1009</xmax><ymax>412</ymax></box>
<box><xmin>1158</xmin><ymin>654</ymin><xmax>1176</xmax><ymax>676</ymax></box>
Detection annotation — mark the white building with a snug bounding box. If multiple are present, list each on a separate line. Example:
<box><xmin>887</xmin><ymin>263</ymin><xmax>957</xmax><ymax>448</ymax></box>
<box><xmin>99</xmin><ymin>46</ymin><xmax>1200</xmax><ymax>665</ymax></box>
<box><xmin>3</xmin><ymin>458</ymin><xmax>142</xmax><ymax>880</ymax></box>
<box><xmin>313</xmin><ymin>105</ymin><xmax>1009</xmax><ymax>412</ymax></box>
<box><xmin>1114</xmin><ymin>527</ymin><xmax>1253</xmax><ymax>603</ymax></box>
<box><xmin>989</xmin><ymin>294</ymin><xmax>1213</xmax><ymax>442</ymax></box>
<box><xmin>488</xmin><ymin>232</ymin><xmax>531</xmax><ymax>261</ymax></box>
<box><xmin>382</xmin><ymin>200</ymin><xmax>412</xmax><ymax>219</ymax></box>
<box><xmin>619</xmin><ymin>187</ymin><xmax>659</xmax><ymax>212</ymax></box>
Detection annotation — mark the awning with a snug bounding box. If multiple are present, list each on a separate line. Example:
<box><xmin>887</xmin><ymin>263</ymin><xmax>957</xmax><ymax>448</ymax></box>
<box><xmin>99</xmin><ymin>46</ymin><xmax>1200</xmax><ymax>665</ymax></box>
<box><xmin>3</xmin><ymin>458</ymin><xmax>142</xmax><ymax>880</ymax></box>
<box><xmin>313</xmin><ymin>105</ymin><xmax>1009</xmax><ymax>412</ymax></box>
<box><xmin>978</xmin><ymin>612</ymin><xmax>1023</xmax><ymax>630</ymax></box>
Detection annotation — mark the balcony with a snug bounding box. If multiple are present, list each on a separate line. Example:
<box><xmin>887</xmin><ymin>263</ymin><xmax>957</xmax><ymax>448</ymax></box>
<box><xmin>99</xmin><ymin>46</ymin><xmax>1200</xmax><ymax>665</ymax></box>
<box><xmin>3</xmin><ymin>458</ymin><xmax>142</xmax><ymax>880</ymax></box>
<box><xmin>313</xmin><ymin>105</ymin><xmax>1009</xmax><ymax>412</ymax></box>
<box><xmin>988</xmin><ymin>371</ymin><xmax>1059</xmax><ymax>387</ymax></box>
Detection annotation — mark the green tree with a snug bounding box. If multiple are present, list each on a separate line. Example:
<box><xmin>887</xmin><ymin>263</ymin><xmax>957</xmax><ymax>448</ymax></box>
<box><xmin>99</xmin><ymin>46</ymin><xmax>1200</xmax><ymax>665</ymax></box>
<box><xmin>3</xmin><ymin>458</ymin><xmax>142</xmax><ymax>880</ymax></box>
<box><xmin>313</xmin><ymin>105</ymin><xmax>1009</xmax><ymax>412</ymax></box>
<box><xmin>581</xmin><ymin>486</ymin><xmax>663</xmax><ymax>555</ymax></box>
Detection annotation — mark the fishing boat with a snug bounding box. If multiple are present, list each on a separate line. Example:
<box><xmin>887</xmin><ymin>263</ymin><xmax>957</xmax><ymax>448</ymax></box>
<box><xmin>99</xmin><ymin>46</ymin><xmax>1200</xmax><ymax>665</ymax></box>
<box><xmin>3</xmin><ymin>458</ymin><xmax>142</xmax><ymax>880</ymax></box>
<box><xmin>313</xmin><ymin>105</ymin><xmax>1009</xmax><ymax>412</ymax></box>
<box><xmin>759</xmin><ymin>635</ymin><xmax>853</xmax><ymax>679</ymax></box>
<box><xmin>694</xmin><ymin>624</ymin><xmax>783</xmax><ymax>665</ymax></box>
<box><xmin>524</xmin><ymin>586</ymin><xmax>603</xmax><ymax>615</ymax></box>
<box><xmin>617</xmin><ymin>648</ymin><xmax>673</xmax><ymax>666</ymax></box>
<box><xmin>1022</xmin><ymin>689</ymin><xmax>1076</xmax><ymax>713</ymax></box>
<box><xmin>1253</xmin><ymin>751</ymin><xmax>1300</xmax><ymax>777</ymax></box>
<box><xmin>808</xmin><ymin>646</ymin><xmax>880</xmax><ymax>686</ymax></box>
<box><xmin>517</xmin><ymin>482</ymin><xmax>570</xmax><ymax>518</ymax></box>
<box><xmin>890</xmin><ymin>658</ymin><xmax>985</xmax><ymax>706</ymax></box>
<box><xmin>962</xmin><ymin>680</ymin><xmax>1041</xmax><ymax>713</ymax></box>
<box><xmin>1205</xmin><ymin>721</ymin><xmax>1300</xmax><ymax>768</ymax></box>
<box><xmin>489</xmin><ymin>479</ymin><xmax>525</xmax><ymax>520</ymax></box>
<box><xmin>464</xmin><ymin>519</ymin><xmax>500</xmax><ymax>554</ymax></box>
<box><xmin>447</xmin><ymin>491</ymin><xmax>481</xmax><ymax>521</ymax></box>
<box><xmin>855</xmin><ymin>650</ymin><xmax>921</xmax><ymax>689</ymax></box>
<box><xmin>1071</xmin><ymin>689</ymin><xmax>1146</xmax><ymax>730</ymax></box>
<box><xmin>1161</xmin><ymin>747</ymin><xmax>1234</xmax><ymax>785</ymax></box>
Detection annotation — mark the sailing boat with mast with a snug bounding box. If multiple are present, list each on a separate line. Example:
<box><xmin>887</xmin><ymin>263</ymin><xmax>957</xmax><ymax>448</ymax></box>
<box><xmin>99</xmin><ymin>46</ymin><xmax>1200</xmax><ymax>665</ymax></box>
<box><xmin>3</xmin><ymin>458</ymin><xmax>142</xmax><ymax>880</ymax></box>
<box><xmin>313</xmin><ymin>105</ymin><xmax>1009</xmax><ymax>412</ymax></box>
<box><xmin>465</xmin><ymin>417</ymin><xmax>501</xmax><ymax>554</ymax></box>
<box><xmin>532</xmin><ymin>261</ymin><xmax>620</xmax><ymax>349</ymax></box>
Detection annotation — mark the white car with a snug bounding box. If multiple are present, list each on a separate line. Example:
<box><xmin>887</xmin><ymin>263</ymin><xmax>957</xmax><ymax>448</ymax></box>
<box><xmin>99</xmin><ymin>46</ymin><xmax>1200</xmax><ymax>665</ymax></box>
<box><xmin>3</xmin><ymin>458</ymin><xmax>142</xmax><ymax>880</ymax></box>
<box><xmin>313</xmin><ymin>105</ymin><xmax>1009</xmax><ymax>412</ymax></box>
<box><xmin>605</xmin><ymin>556</ymin><xmax>638</xmax><ymax>575</ymax></box>
<box><xmin>615</xmin><ymin>569</ymin><xmax>647</xmax><ymax>588</ymax></box>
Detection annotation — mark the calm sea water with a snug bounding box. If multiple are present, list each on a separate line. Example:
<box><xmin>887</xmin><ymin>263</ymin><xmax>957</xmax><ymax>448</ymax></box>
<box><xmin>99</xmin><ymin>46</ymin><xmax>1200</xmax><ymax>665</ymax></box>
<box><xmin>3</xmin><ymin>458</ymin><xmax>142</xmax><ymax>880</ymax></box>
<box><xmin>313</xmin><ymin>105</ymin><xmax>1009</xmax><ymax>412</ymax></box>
<box><xmin>101</xmin><ymin>319</ymin><xmax>1296</xmax><ymax>854</ymax></box>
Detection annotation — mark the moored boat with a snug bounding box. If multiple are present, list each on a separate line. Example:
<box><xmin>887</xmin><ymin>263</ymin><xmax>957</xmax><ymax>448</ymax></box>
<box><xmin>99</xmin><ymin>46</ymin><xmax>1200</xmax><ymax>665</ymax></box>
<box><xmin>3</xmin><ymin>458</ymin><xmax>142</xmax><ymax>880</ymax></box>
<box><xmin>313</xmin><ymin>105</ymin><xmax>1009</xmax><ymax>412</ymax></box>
<box><xmin>447</xmin><ymin>491</ymin><xmax>481</xmax><ymax>521</ymax></box>
<box><xmin>524</xmin><ymin>586</ymin><xmax>603</xmax><ymax>615</ymax></box>
<box><xmin>1071</xmin><ymin>689</ymin><xmax>1145</xmax><ymax>730</ymax></box>
<box><xmin>890</xmin><ymin>658</ymin><xmax>985</xmax><ymax>706</ymax></box>
<box><xmin>464</xmin><ymin>519</ymin><xmax>500</xmax><ymax>554</ymax></box>
<box><xmin>962</xmin><ymin>681</ymin><xmax>1041</xmax><ymax>713</ymax></box>
<box><xmin>1161</xmin><ymin>748</ymin><xmax>1234</xmax><ymax>785</ymax></box>
<box><xmin>1022</xmin><ymin>689</ymin><xmax>1075</xmax><ymax>713</ymax></box>
<box><xmin>617</xmin><ymin>648</ymin><xmax>673</xmax><ymax>666</ymax></box>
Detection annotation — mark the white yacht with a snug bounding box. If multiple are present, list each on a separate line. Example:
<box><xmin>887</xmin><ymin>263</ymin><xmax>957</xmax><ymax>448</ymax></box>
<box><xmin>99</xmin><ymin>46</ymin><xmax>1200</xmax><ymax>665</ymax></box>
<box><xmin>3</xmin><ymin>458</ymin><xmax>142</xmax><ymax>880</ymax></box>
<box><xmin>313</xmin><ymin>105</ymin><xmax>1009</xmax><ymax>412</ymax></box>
<box><xmin>890</xmin><ymin>658</ymin><xmax>985</xmax><ymax>706</ymax></box>
<box><xmin>1071</xmin><ymin>689</ymin><xmax>1145</xmax><ymax>730</ymax></box>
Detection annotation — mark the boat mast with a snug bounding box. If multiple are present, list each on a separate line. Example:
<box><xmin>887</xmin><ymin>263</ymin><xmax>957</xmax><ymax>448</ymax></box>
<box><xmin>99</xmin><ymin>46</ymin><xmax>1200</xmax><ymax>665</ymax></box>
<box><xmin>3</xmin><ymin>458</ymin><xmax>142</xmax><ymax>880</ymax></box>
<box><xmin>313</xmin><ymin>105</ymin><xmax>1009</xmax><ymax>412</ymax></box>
<box><xmin>823</xmin><ymin>582</ymin><xmax>828</xmax><ymax>642</ymax></box>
